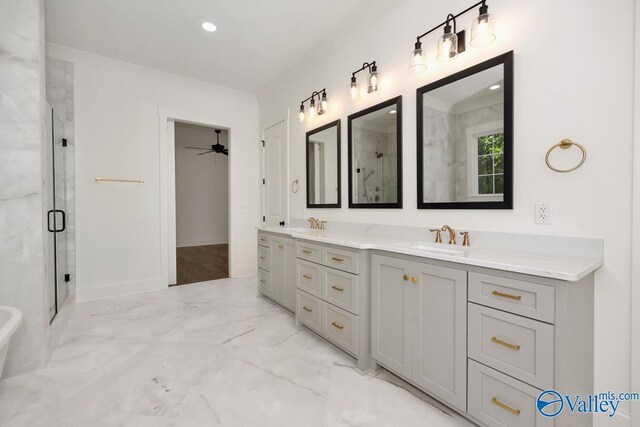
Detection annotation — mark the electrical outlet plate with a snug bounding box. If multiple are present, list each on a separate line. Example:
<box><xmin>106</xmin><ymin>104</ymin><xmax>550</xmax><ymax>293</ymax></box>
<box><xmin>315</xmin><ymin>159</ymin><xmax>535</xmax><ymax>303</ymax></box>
<box><xmin>535</xmin><ymin>203</ymin><xmax>553</xmax><ymax>224</ymax></box>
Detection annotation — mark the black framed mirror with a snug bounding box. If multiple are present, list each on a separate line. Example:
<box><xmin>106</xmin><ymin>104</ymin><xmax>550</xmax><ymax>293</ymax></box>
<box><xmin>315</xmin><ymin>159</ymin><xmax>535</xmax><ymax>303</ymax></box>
<box><xmin>417</xmin><ymin>51</ymin><xmax>513</xmax><ymax>209</ymax></box>
<box><xmin>348</xmin><ymin>96</ymin><xmax>403</xmax><ymax>208</ymax></box>
<box><xmin>306</xmin><ymin>120</ymin><xmax>341</xmax><ymax>208</ymax></box>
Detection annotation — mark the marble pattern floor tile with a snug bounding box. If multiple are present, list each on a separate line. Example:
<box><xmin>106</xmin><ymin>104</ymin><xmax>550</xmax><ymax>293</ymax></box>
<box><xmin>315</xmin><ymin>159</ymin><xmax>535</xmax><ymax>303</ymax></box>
<box><xmin>0</xmin><ymin>277</ymin><xmax>471</xmax><ymax>426</ymax></box>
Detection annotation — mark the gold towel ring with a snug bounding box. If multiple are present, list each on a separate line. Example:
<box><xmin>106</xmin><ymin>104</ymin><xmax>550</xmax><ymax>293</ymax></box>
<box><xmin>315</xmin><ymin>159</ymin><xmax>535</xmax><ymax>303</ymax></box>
<box><xmin>545</xmin><ymin>139</ymin><xmax>586</xmax><ymax>173</ymax></box>
<box><xmin>291</xmin><ymin>179</ymin><xmax>299</xmax><ymax>193</ymax></box>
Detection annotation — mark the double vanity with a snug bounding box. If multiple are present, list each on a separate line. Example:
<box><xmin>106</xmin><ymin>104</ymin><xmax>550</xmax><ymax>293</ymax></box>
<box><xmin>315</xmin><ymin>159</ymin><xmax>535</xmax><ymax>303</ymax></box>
<box><xmin>257</xmin><ymin>223</ymin><xmax>602</xmax><ymax>427</ymax></box>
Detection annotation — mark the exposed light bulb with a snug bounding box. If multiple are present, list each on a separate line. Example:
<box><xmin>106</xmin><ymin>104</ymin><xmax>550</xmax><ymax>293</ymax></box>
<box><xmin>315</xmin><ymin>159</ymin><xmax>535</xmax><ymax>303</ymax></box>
<box><xmin>349</xmin><ymin>77</ymin><xmax>360</xmax><ymax>101</ymax></box>
<box><xmin>471</xmin><ymin>3</ymin><xmax>496</xmax><ymax>47</ymax></box>
<box><xmin>409</xmin><ymin>42</ymin><xmax>427</xmax><ymax>74</ymax></box>
<box><xmin>489</xmin><ymin>84</ymin><xmax>501</xmax><ymax>90</ymax></box>
<box><xmin>299</xmin><ymin>105</ymin><xmax>305</xmax><ymax>123</ymax></box>
<box><xmin>308</xmin><ymin>99</ymin><xmax>317</xmax><ymax>118</ymax></box>
<box><xmin>368</xmin><ymin>65</ymin><xmax>379</xmax><ymax>93</ymax></box>
<box><xmin>437</xmin><ymin>32</ymin><xmax>458</xmax><ymax>62</ymax></box>
<box><xmin>320</xmin><ymin>92</ymin><xmax>328</xmax><ymax>114</ymax></box>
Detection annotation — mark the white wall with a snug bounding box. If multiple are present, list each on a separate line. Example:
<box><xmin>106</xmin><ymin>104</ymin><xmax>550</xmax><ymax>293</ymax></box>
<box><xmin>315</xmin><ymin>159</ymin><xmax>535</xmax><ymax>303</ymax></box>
<box><xmin>257</xmin><ymin>0</ymin><xmax>636</xmax><ymax>424</ymax></box>
<box><xmin>631</xmin><ymin>1</ymin><xmax>639</xmax><ymax>425</ymax></box>
<box><xmin>47</xmin><ymin>44</ymin><xmax>259</xmax><ymax>303</ymax></box>
<box><xmin>175</xmin><ymin>123</ymin><xmax>228</xmax><ymax>247</ymax></box>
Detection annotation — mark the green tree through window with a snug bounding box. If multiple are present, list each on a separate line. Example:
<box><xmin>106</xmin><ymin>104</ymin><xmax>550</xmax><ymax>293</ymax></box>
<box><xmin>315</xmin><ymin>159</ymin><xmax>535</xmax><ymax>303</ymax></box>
<box><xmin>477</xmin><ymin>133</ymin><xmax>504</xmax><ymax>195</ymax></box>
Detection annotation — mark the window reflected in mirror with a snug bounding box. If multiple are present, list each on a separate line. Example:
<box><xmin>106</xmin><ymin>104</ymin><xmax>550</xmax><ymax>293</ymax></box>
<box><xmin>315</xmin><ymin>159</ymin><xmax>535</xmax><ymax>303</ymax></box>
<box><xmin>417</xmin><ymin>51</ymin><xmax>512</xmax><ymax>209</ymax></box>
<box><xmin>306</xmin><ymin>120</ymin><xmax>341</xmax><ymax>208</ymax></box>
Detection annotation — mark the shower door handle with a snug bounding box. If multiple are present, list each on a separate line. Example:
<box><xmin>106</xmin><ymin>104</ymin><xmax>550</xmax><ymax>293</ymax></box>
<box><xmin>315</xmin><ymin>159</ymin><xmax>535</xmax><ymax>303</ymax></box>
<box><xmin>55</xmin><ymin>210</ymin><xmax>66</xmax><ymax>232</ymax></box>
<box><xmin>47</xmin><ymin>210</ymin><xmax>66</xmax><ymax>233</ymax></box>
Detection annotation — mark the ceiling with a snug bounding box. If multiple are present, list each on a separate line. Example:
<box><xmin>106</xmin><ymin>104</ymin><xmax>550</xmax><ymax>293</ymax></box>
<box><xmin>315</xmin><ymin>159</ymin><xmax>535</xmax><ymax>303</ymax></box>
<box><xmin>45</xmin><ymin>0</ymin><xmax>406</xmax><ymax>93</ymax></box>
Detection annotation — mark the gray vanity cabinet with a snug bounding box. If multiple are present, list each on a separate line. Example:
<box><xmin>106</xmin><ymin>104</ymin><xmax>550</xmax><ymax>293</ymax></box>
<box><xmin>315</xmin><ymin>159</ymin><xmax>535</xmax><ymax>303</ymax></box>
<box><xmin>371</xmin><ymin>252</ymin><xmax>467</xmax><ymax>412</ymax></box>
<box><xmin>258</xmin><ymin>232</ymin><xmax>296</xmax><ymax>312</ymax></box>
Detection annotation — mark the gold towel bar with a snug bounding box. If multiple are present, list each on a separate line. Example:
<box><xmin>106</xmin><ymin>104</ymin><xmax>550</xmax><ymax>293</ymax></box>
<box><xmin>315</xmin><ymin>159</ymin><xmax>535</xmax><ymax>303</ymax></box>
<box><xmin>95</xmin><ymin>177</ymin><xmax>144</xmax><ymax>184</ymax></box>
<box><xmin>545</xmin><ymin>139</ymin><xmax>586</xmax><ymax>173</ymax></box>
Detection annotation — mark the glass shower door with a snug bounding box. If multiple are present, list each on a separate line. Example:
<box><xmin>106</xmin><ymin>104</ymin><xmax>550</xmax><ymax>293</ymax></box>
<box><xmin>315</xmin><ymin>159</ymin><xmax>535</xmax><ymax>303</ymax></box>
<box><xmin>46</xmin><ymin>104</ymin><xmax>69</xmax><ymax>321</ymax></box>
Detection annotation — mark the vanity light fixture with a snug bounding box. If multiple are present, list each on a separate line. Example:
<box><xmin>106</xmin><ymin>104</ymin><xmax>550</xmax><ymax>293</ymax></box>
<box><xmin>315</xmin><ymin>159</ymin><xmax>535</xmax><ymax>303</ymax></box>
<box><xmin>349</xmin><ymin>61</ymin><xmax>379</xmax><ymax>100</ymax></box>
<box><xmin>408</xmin><ymin>0</ymin><xmax>496</xmax><ymax>74</ymax></box>
<box><xmin>470</xmin><ymin>0</ymin><xmax>496</xmax><ymax>47</ymax></box>
<box><xmin>437</xmin><ymin>14</ymin><xmax>462</xmax><ymax>62</ymax></box>
<box><xmin>298</xmin><ymin>89</ymin><xmax>328</xmax><ymax>123</ymax></box>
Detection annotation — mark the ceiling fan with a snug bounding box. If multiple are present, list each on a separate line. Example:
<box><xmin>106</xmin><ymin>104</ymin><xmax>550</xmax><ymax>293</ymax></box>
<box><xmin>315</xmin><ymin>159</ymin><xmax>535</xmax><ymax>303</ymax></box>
<box><xmin>185</xmin><ymin>129</ymin><xmax>228</xmax><ymax>156</ymax></box>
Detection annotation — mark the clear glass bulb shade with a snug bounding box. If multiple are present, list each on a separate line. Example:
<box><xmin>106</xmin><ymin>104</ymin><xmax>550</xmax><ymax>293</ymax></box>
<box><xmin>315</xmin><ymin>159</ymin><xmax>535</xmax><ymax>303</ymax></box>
<box><xmin>308</xmin><ymin>103</ymin><xmax>317</xmax><ymax>118</ymax></box>
<box><xmin>471</xmin><ymin>13</ymin><xmax>496</xmax><ymax>46</ymax></box>
<box><xmin>436</xmin><ymin>32</ymin><xmax>458</xmax><ymax>62</ymax></box>
<box><xmin>409</xmin><ymin>48</ymin><xmax>427</xmax><ymax>74</ymax></box>
<box><xmin>299</xmin><ymin>110</ymin><xmax>305</xmax><ymax>123</ymax></box>
<box><xmin>367</xmin><ymin>71</ymin><xmax>379</xmax><ymax>93</ymax></box>
<box><xmin>349</xmin><ymin>82</ymin><xmax>360</xmax><ymax>100</ymax></box>
<box><xmin>320</xmin><ymin>99</ymin><xmax>327</xmax><ymax>114</ymax></box>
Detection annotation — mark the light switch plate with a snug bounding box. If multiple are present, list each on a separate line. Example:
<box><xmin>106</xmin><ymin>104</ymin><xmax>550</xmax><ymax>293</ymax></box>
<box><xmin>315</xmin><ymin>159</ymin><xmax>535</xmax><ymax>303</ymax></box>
<box><xmin>535</xmin><ymin>203</ymin><xmax>553</xmax><ymax>224</ymax></box>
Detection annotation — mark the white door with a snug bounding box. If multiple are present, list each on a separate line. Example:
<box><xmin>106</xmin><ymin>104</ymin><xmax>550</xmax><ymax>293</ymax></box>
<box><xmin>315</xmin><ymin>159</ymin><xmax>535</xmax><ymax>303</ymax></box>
<box><xmin>371</xmin><ymin>253</ymin><xmax>413</xmax><ymax>378</ymax></box>
<box><xmin>262</xmin><ymin>121</ymin><xmax>287</xmax><ymax>226</ymax></box>
<box><xmin>411</xmin><ymin>263</ymin><xmax>467</xmax><ymax>411</ymax></box>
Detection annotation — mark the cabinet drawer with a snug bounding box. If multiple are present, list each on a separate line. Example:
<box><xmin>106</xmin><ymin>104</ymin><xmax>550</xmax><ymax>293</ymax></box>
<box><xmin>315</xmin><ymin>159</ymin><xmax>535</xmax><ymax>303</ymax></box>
<box><xmin>258</xmin><ymin>232</ymin><xmax>270</xmax><ymax>248</ymax></box>
<box><xmin>469</xmin><ymin>303</ymin><xmax>554</xmax><ymax>390</ymax></box>
<box><xmin>322</xmin><ymin>246</ymin><xmax>359</xmax><ymax>274</ymax></box>
<box><xmin>296</xmin><ymin>290</ymin><xmax>322</xmax><ymax>333</ymax></box>
<box><xmin>296</xmin><ymin>241</ymin><xmax>322</xmax><ymax>264</ymax></box>
<box><xmin>258</xmin><ymin>245</ymin><xmax>271</xmax><ymax>271</ymax></box>
<box><xmin>258</xmin><ymin>269</ymin><xmax>271</xmax><ymax>296</ymax></box>
<box><xmin>469</xmin><ymin>272</ymin><xmax>555</xmax><ymax>323</ymax></box>
<box><xmin>322</xmin><ymin>303</ymin><xmax>358</xmax><ymax>356</ymax></box>
<box><xmin>321</xmin><ymin>267</ymin><xmax>359</xmax><ymax>315</ymax></box>
<box><xmin>296</xmin><ymin>259</ymin><xmax>321</xmax><ymax>297</ymax></box>
<box><xmin>468</xmin><ymin>360</ymin><xmax>554</xmax><ymax>427</ymax></box>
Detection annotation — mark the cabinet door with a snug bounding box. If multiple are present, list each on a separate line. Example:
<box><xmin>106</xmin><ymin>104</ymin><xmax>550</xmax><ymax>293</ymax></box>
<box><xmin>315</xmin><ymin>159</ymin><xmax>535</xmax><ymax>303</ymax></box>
<box><xmin>371</xmin><ymin>254</ymin><xmax>413</xmax><ymax>378</ymax></box>
<box><xmin>283</xmin><ymin>239</ymin><xmax>296</xmax><ymax>311</ymax></box>
<box><xmin>411</xmin><ymin>263</ymin><xmax>467</xmax><ymax>411</ymax></box>
<box><xmin>270</xmin><ymin>239</ymin><xmax>286</xmax><ymax>304</ymax></box>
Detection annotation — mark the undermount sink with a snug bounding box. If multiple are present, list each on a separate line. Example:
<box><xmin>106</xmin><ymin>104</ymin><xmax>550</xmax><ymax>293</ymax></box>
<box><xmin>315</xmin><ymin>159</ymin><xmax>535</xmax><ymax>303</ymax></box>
<box><xmin>397</xmin><ymin>241</ymin><xmax>468</xmax><ymax>256</ymax></box>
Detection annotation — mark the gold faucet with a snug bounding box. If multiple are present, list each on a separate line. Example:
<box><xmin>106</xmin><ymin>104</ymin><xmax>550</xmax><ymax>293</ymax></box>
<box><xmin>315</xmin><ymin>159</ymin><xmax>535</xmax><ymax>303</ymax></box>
<box><xmin>429</xmin><ymin>228</ymin><xmax>442</xmax><ymax>243</ymax></box>
<box><xmin>319</xmin><ymin>220</ymin><xmax>327</xmax><ymax>230</ymax></box>
<box><xmin>308</xmin><ymin>217</ymin><xmax>325</xmax><ymax>230</ymax></box>
<box><xmin>460</xmin><ymin>231</ymin><xmax>470</xmax><ymax>246</ymax></box>
<box><xmin>441</xmin><ymin>225</ymin><xmax>456</xmax><ymax>245</ymax></box>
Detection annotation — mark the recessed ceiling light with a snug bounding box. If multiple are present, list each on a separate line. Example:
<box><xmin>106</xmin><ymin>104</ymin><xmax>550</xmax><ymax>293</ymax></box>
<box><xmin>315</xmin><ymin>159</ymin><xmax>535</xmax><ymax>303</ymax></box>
<box><xmin>202</xmin><ymin>22</ymin><xmax>217</xmax><ymax>32</ymax></box>
<box><xmin>489</xmin><ymin>84</ymin><xmax>501</xmax><ymax>90</ymax></box>
<box><xmin>389</xmin><ymin>110</ymin><xmax>397</xmax><ymax>114</ymax></box>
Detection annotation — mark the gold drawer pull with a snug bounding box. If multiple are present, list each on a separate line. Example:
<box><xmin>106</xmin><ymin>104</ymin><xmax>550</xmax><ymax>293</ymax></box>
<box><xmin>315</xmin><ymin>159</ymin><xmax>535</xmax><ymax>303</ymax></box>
<box><xmin>331</xmin><ymin>256</ymin><xmax>344</xmax><ymax>262</ymax></box>
<box><xmin>331</xmin><ymin>321</ymin><xmax>344</xmax><ymax>330</ymax></box>
<box><xmin>259</xmin><ymin>256</ymin><xmax>266</xmax><ymax>260</ymax></box>
<box><xmin>491</xmin><ymin>336</ymin><xmax>521</xmax><ymax>351</ymax></box>
<box><xmin>260</xmin><ymin>279</ymin><xmax>266</xmax><ymax>283</ymax></box>
<box><xmin>302</xmin><ymin>249</ymin><xmax>313</xmax><ymax>254</ymax></box>
<box><xmin>259</xmin><ymin>238</ymin><xmax>266</xmax><ymax>241</ymax></box>
<box><xmin>411</xmin><ymin>276</ymin><xmax>418</xmax><ymax>284</ymax></box>
<box><xmin>492</xmin><ymin>290</ymin><xmax>522</xmax><ymax>301</ymax></box>
<box><xmin>403</xmin><ymin>274</ymin><xmax>409</xmax><ymax>281</ymax></box>
<box><xmin>331</xmin><ymin>285</ymin><xmax>344</xmax><ymax>292</ymax></box>
<box><xmin>491</xmin><ymin>397</ymin><xmax>521</xmax><ymax>416</ymax></box>
<box><xmin>278</xmin><ymin>244</ymin><xmax>284</xmax><ymax>249</ymax></box>
<box><xmin>302</xmin><ymin>274</ymin><xmax>313</xmax><ymax>280</ymax></box>
<box><xmin>302</xmin><ymin>306</ymin><xmax>313</xmax><ymax>312</ymax></box>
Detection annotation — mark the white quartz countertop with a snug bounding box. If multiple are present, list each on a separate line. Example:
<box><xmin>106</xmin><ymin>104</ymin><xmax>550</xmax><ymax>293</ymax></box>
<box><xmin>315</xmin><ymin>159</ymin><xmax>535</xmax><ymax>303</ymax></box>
<box><xmin>258</xmin><ymin>226</ymin><xmax>603</xmax><ymax>282</ymax></box>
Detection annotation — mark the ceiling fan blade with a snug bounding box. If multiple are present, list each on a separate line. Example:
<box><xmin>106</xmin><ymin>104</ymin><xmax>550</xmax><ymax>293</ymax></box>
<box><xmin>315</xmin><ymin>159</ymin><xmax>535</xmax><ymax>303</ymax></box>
<box><xmin>185</xmin><ymin>147</ymin><xmax>210</xmax><ymax>150</ymax></box>
<box><xmin>197</xmin><ymin>151</ymin><xmax>214</xmax><ymax>155</ymax></box>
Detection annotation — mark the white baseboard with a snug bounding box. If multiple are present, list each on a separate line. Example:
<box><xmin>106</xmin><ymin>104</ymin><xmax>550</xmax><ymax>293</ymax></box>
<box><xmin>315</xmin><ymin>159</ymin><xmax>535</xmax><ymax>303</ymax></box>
<box><xmin>232</xmin><ymin>265</ymin><xmax>258</xmax><ymax>278</ymax></box>
<box><xmin>76</xmin><ymin>277</ymin><xmax>165</xmax><ymax>303</ymax></box>
<box><xmin>176</xmin><ymin>237</ymin><xmax>228</xmax><ymax>248</ymax></box>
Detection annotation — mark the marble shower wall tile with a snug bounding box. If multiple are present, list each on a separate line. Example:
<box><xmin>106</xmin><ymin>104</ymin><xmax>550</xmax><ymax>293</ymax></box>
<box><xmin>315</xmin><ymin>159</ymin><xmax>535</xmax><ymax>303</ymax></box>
<box><xmin>0</xmin><ymin>0</ymin><xmax>48</xmax><ymax>378</ymax></box>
